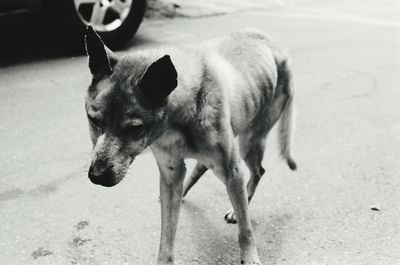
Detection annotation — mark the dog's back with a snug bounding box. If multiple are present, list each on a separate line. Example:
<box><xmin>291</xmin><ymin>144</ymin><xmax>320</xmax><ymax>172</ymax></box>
<box><xmin>200</xmin><ymin>29</ymin><xmax>291</xmax><ymax>134</ymax></box>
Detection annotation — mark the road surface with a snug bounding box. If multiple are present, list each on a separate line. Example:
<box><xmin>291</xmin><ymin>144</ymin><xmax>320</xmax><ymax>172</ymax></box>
<box><xmin>0</xmin><ymin>0</ymin><xmax>399</xmax><ymax>264</ymax></box>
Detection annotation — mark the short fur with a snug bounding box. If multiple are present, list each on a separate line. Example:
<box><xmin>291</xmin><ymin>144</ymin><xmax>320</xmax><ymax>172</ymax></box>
<box><xmin>84</xmin><ymin>26</ymin><xmax>296</xmax><ymax>265</ymax></box>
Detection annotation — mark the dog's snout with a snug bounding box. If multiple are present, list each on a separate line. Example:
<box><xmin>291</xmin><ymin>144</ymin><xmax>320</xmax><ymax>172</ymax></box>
<box><xmin>88</xmin><ymin>162</ymin><xmax>116</xmax><ymax>187</ymax></box>
<box><xmin>89</xmin><ymin>161</ymin><xmax>114</xmax><ymax>177</ymax></box>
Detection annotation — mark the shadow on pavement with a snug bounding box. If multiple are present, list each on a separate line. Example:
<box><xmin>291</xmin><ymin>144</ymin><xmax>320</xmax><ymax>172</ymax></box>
<box><xmin>182</xmin><ymin>200</ymin><xmax>238</xmax><ymax>263</ymax></box>
<box><xmin>182</xmin><ymin>199</ymin><xmax>291</xmax><ymax>264</ymax></box>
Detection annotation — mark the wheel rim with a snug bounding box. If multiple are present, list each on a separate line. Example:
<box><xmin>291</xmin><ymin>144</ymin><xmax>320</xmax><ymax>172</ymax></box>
<box><xmin>73</xmin><ymin>0</ymin><xmax>133</xmax><ymax>32</ymax></box>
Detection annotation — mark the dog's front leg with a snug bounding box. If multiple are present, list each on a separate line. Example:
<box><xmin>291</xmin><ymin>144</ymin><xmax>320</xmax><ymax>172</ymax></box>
<box><xmin>153</xmin><ymin>149</ymin><xmax>186</xmax><ymax>265</ymax></box>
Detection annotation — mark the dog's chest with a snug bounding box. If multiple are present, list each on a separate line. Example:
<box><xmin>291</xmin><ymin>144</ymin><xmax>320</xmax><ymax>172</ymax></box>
<box><xmin>153</xmin><ymin>128</ymin><xmax>194</xmax><ymax>157</ymax></box>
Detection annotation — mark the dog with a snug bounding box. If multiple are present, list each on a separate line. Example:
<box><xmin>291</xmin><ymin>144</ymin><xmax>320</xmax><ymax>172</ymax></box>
<box><xmin>84</xmin><ymin>25</ymin><xmax>297</xmax><ymax>265</ymax></box>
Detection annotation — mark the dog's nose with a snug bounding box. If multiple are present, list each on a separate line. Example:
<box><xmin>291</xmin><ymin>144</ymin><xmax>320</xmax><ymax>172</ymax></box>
<box><xmin>88</xmin><ymin>163</ymin><xmax>116</xmax><ymax>187</ymax></box>
<box><xmin>90</xmin><ymin>159</ymin><xmax>113</xmax><ymax>176</ymax></box>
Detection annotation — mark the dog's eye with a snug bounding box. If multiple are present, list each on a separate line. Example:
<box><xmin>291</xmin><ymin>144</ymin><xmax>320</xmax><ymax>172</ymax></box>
<box><xmin>125</xmin><ymin>124</ymin><xmax>145</xmax><ymax>134</ymax></box>
<box><xmin>88</xmin><ymin>115</ymin><xmax>102</xmax><ymax>128</ymax></box>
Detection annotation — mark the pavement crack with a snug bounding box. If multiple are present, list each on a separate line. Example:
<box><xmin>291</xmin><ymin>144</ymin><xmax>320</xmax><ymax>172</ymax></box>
<box><xmin>0</xmin><ymin>169</ymin><xmax>81</xmax><ymax>202</ymax></box>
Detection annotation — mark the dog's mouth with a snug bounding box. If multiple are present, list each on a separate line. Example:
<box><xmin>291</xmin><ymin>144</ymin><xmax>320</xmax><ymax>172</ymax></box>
<box><xmin>88</xmin><ymin>166</ymin><xmax>122</xmax><ymax>187</ymax></box>
<box><xmin>88</xmin><ymin>157</ymin><xmax>134</xmax><ymax>187</ymax></box>
<box><xmin>89</xmin><ymin>176</ymin><xmax>120</xmax><ymax>187</ymax></box>
<box><xmin>89</xmin><ymin>172</ymin><xmax>120</xmax><ymax>187</ymax></box>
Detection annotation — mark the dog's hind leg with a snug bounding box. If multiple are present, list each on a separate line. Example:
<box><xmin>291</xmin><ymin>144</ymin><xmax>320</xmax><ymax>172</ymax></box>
<box><xmin>226</xmin><ymin>55</ymin><xmax>298</xmax><ymax>222</ymax></box>
<box><xmin>243</xmin><ymin>138</ymin><xmax>267</xmax><ymax>202</ymax></box>
<box><xmin>214</xmin><ymin>134</ymin><xmax>262</xmax><ymax>265</ymax></box>
<box><xmin>225</xmin><ymin>133</ymin><xmax>268</xmax><ymax>224</ymax></box>
<box><xmin>182</xmin><ymin>162</ymin><xmax>208</xmax><ymax>197</ymax></box>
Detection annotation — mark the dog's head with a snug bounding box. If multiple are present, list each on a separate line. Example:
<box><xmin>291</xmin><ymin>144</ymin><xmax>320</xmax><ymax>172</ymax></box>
<box><xmin>84</xmin><ymin>26</ymin><xmax>178</xmax><ymax>187</ymax></box>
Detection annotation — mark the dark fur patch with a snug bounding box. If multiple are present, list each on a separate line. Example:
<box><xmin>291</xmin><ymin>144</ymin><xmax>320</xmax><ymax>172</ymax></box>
<box><xmin>139</xmin><ymin>55</ymin><xmax>178</xmax><ymax>107</ymax></box>
<box><xmin>195</xmin><ymin>63</ymin><xmax>211</xmax><ymax>113</ymax></box>
<box><xmin>85</xmin><ymin>26</ymin><xmax>112</xmax><ymax>76</ymax></box>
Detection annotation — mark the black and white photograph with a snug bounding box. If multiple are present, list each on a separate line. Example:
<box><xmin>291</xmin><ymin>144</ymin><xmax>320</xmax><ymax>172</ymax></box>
<box><xmin>0</xmin><ymin>0</ymin><xmax>399</xmax><ymax>264</ymax></box>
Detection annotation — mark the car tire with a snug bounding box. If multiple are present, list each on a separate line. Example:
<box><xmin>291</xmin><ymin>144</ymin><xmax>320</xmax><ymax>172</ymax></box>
<box><xmin>43</xmin><ymin>0</ymin><xmax>146</xmax><ymax>49</ymax></box>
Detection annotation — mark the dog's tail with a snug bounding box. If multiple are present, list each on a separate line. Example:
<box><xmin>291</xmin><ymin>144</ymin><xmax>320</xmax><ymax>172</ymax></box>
<box><xmin>277</xmin><ymin>58</ymin><xmax>297</xmax><ymax>171</ymax></box>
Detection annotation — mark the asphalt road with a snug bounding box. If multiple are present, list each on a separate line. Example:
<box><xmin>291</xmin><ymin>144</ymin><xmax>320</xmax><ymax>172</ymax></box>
<box><xmin>1</xmin><ymin>0</ymin><xmax>400</xmax><ymax>264</ymax></box>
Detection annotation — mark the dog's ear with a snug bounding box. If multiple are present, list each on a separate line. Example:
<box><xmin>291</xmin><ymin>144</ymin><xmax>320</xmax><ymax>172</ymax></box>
<box><xmin>139</xmin><ymin>55</ymin><xmax>178</xmax><ymax>107</ymax></box>
<box><xmin>85</xmin><ymin>25</ymin><xmax>118</xmax><ymax>76</ymax></box>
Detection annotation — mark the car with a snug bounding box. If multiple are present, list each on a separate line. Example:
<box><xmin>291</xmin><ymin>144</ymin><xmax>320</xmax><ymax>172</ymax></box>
<box><xmin>0</xmin><ymin>0</ymin><xmax>147</xmax><ymax>47</ymax></box>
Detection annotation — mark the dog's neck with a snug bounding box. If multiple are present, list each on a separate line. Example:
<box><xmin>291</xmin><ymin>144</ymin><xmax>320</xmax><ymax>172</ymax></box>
<box><xmin>152</xmin><ymin>76</ymin><xmax>208</xmax><ymax>157</ymax></box>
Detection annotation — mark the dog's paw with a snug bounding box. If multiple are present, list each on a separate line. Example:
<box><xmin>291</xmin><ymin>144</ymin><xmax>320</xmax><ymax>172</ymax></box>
<box><xmin>240</xmin><ymin>260</ymin><xmax>262</xmax><ymax>265</ymax></box>
<box><xmin>224</xmin><ymin>208</ymin><xmax>237</xmax><ymax>224</ymax></box>
<box><xmin>240</xmin><ymin>255</ymin><xmax>262</xmax><ymax>265</ymax></box>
